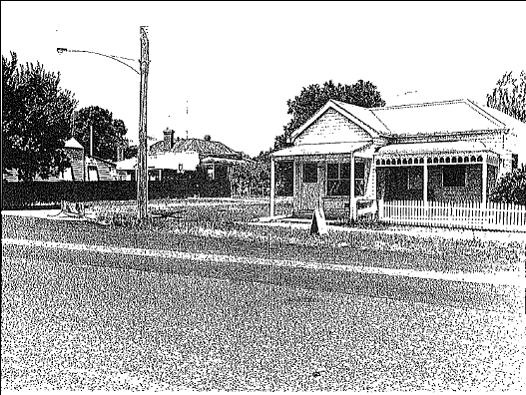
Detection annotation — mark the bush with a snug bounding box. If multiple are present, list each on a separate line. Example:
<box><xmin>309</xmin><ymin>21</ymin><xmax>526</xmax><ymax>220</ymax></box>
<box><xmin>490</xmin><ymin>165</ymin><xmax>526</xmax><ymax>205</ymax></box>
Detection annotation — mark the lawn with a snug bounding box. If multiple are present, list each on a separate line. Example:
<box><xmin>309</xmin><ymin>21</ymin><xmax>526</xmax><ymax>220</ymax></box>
<box><xmin>2</xmin><ymin>197</ymin><xmax>524</xmax><ymax>275</ymax></box>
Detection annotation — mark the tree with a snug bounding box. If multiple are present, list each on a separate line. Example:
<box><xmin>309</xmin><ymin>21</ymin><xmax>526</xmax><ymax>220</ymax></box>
<box><xmin>487</xmin><ymin>70</ymin><xmax>526</xmax><ymax>123</ymax></box>
<box><xmin>230</xmin><ymin>152</ymin><xmax>270</xmax><ymax>197</ymax></box>
<box><xmin>490</xmin><ymin>165</ymin><xmax>526</xmax><ymax>205</ymax></box>
<box><xmin>2</xmin><ymin>52</ymin><xmax>78</xmax><ymax>181</ymax></box>
<box><xmin>275</xmin><ymin>79</ymin><xmax>386</xmax><ymax>149</ymax></box>
<box><xmin>73</xmin><ymin>106</ymin><xmax>128</xmax><ymax>161</ymax></box>
<box><xmin>229</xmin><ymin>150</ymin><xmax>293</xmax><ymax>197</ymax></box>
<box><xmin>123</xmin><ymin>142</ymin><xmax>138</xmax><ymax>160</ymax></box>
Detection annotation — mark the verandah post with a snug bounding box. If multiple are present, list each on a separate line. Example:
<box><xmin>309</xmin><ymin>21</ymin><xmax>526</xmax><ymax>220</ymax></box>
<box><xmin>482</xmin><ymin>154</ymin><xmax>488</xmax><ymax>208</ymax></box>
<box><xmin>349</xmin><ymin>153</ymin><xmax>356</xmax><ymax>222</ymax></box>
<box><xmin>270</xmin><ymin>156</ymin><xmax>276</xmax><ymax>218</ymax></box>
<box><xmin>423</xmin><ymin>158</ymin><xmax>428</xmax><ymax>214</ymax></box>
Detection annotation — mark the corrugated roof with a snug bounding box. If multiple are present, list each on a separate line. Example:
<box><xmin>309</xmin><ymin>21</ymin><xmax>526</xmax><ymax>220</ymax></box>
<box><xmin>272</xmin><ymin>142</ymin><xmax>369</xmax><ymax>157</ymax></box>
<box><xmin>331</xmin><ymin>100</ymin><xmax>392</xmax><ymax>135</ymax></box>
<box><xmin>297</xmin><ymin>99</ymin><xmax>522</xmax><ymax>140</ymax></box>
<box><xmin>377</xmin><ymin>141</ymin><xmax>494</xmax><ymax>155</ymax></box>
<box><xmin>370</xmin><ymin>99</ymin><xmax>506</xmax><ymax>136</ymax></box>
<box><xmin>475</xmin><ymin>104</ymin><xmax>526</xmax><ymax>133</ymax></box>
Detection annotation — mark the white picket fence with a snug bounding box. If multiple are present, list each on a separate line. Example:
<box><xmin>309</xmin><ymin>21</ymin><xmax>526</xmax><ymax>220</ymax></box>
<box><xmin>379</xmin><ymin>200</ymin><xmax>526</xmax><ymax>232</ymax></box>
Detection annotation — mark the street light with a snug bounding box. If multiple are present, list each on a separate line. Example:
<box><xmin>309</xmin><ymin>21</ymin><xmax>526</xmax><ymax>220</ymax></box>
<box><xmin>57</xmin><ymin>26</ymin><xmax>150</xmax><ymax>221</ymax></box>
<box><xmin>56</xmin><ymin>48</ymin><xmax>140</xmax><ymax>75</ymax></box>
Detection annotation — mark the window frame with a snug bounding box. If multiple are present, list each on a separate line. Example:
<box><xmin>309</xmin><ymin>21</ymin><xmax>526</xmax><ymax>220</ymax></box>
<box><xmin>326</xmin><ymin>162</ymin><xmax>351</xmax><ymax>196</ymax></box>
<box><xmin>354</xmin><ymin>161</ymin><xmax>365</xmax><ymax>197</ymax></box>
<box><xmin>442</xmin><ymin>165</ymin><xmax>466</xmax><ymax>187</ymax></box>
<box><xmin>302</xmin><ymin>162</ymin><xmax>318</xmax><ymax>184</ymax></box>
<box><xmin>87</xmin><ymin>165</ymin><xmax>99</xmax><ymax>182</ymax></box>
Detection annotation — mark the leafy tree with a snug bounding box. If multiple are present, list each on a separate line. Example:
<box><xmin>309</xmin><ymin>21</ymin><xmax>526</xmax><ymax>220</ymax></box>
<box><xmin>487</xmin><ymin>70</ymin><xmax>526</xmax><ymax>123</ymax></box>
<box><xmin>230</xmin><ymin>150</ymin><xmax>292</xmax><ymax>197</ymax></box>
<box><xmin>490</xmin><ymin>165</ymin><xmax>526</xmax><ymax>205</ymax></box>
<box><xmin>275</xmin><ymin>79</ymin><xmax>386</xmax><ymax>149</ymax></box>
<box><xmin>123</xmin><ymin>142</ymin><xmax>138</xmax><ymax>160</ymax></box>
<box><xmin>2</xmin><ymin>52</ymin><xmax>78</xmax><ymax>181</ymax></box>
<box><xmin>73</xmin><ymin>106</ymin><xmax>128</xmax><ymax>161</ymax></box>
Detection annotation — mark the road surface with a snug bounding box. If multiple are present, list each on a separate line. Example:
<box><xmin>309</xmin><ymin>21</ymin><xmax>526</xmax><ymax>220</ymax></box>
<box><xmin>2</xmin><ymin>242</ymin><xmax>525</xmax><ymax>391</ymax></box>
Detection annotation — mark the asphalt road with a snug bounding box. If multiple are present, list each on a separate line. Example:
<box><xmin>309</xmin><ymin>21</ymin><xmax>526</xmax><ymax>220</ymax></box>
<box><xmin>2</xmin><ymin>246</ymin><xmax>525</xmax><ymax>391</ymax></box>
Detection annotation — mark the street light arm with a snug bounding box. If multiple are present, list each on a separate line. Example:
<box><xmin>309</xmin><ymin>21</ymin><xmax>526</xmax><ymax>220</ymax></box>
<box><xmin>57</xmin><ymin>48</ymin><xmax>140</xmax><ymax>75</ymax></box>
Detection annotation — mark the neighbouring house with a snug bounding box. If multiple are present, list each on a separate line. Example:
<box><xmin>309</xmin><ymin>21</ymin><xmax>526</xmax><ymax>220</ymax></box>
<box><xmin>116</xmin><ymin>128</ymin><xmax>243</xmax><ymax>183</ymax></box>
<box><xmin>270</xmin><ymin>98</ymin><xmax>526</xmax><ymax>220</ymax></box>
<box><xmin>84</xmin><ymin>155</ymin><xmax>118</xmax><ymax>181</ymax></box>
<box><xmin>2</xmin><ymin>137</ymin><xmax>118</xmax><ymax>182</ymax></box>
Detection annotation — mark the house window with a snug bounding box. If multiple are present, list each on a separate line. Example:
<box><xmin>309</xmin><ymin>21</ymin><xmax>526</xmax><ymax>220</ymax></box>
<box><xmin>354</xmin><ymin>161</ymin><xmax>365</xmax><ymax>196</ymax></box>
<box><xmin>327</xmin><ymin>163</ymin><xmax>350</xmax><ymax>196</ymax></box>
<box><xmin>442</xmin><ymin>165</ymin><xmax>465</xmax><ymax>187</ymax></box>
<box><xmin>407</xmin><ymin>167</ymin><xmax>423</xmax><ymax>190</ymax></box>
<box><xmin>303</xmin><ymin>163</ymin><xmax>318</xmax><ymax>183</ymax></box>
<box><xmin>206</xmin><ymin>165</ymin><xmax>215</xmax><ymax>180</ymax></box>
<box><xmin>61</xmin><ymin>167</ymin><xmax>74</xmax><ymax>181</ymax></box>
<box><xmin>512</xmin><ymin>154</ymin><xmax>518</xmax><ymax>169</ymax></box>
<box><xmin>87</xmin><ymin>165</ymin><xmax>99</xmax><ymax>181</ymax></box>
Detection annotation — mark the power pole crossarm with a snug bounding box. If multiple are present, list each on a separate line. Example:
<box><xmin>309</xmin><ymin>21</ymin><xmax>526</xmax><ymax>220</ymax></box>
<box><xmin>137</xmin><ymin>26</ymin><xmax>149</xmax><ymax>221</ymax></box>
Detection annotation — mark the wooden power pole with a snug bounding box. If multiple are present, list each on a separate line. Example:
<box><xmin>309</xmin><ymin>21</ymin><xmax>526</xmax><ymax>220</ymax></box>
<box><xmin>137</xmin><ymin>26</ymin><xmax>149</xmax><ymax>221</ymax></box>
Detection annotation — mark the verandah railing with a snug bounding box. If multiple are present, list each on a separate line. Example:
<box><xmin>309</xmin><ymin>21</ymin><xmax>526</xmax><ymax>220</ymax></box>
<box><xmin>379</xmin><ymin>200</ymin><xmax>526</xmax><ymax>232</ymax></box>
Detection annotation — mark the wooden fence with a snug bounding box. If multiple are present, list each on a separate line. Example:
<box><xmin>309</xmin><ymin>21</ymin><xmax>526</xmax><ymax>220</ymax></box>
<box><xmin>379</xmin><ymin>200</ymin><xmax>526</xmax><ymax>232</ymax></box>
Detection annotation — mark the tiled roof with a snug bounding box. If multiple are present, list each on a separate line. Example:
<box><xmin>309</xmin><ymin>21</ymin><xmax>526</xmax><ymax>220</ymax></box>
<box><xmin>149</xmin><ymin>137</ymin><xmax>241</xmax><ymax>159</ymax></box>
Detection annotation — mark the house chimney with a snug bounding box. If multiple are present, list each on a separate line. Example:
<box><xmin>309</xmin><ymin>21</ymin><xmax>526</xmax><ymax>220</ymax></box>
<box><xmin>163</xmin><ymin>127</ymin><xmax>174</xmax><ymax>150</ymax></box>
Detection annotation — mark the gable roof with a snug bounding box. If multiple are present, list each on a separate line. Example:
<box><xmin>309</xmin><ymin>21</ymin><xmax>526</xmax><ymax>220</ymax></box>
<box><xmin>290</xmin><ymin>100</ymin><xmax>383</xmax><ymax>142</ymax></box>
<box><xmin>64</xmin><ymin>137</ymin><xmax>84</xmax><ymax>150</ymax></box>
<box><xmin>149</xmin><ymin>137</ymin><xmax>241</xmax><ymax>159</ymax></box>
<box><xmin>290</xmin><ymin>98</ymin><xmax>521</xmax><ymax>142</ymax></box>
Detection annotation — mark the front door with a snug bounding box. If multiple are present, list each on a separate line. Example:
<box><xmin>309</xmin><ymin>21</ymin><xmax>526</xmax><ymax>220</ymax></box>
<box><xmin>299</xmin><ymin>162</ymin><xmax>321</xmax><ymax>211</ymax></box>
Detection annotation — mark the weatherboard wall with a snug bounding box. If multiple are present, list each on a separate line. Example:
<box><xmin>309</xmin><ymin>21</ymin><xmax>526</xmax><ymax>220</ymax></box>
<box><xmin>294</xmin><ymin>108</ymin><xmax>373</xmax><ymax>145</ymax></box>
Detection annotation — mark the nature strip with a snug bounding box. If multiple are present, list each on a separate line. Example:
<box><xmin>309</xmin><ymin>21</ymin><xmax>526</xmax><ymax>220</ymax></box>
<box><xmin>2</xmin><ymin>238</ymin><xmax>524</xmax><ymax>287</ymax></box>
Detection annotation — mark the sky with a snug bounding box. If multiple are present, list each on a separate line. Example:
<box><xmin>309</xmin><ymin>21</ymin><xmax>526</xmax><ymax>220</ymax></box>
<box><xmin>2</xmin><ymin>1</ymin><xmax>525</xmax><ymax>156</ymax></box>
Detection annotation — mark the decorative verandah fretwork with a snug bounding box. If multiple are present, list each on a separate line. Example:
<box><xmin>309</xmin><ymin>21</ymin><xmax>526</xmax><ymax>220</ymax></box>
<box><xmin>374</xmin><ymin>141</ymin><xmax>500</xmax><ymax>207</ymax></box>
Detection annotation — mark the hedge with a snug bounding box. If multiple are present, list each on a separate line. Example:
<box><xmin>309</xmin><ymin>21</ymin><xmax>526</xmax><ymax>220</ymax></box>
<box><xmin>2</xmin><ymin>179</ymin><xmax>231</xmax><ymax>210</ymax></box>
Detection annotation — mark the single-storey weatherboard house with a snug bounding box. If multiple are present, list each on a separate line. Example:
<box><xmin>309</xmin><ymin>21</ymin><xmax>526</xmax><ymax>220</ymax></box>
<box><xmin>3</xmin><ymin>137</ymin><xmax>118</xmax><ymax>182</ymax></box>
<box><xmin>269</xmin><ymin>98</ymin><xmax>526</xmax><ymax>220</ymax></box>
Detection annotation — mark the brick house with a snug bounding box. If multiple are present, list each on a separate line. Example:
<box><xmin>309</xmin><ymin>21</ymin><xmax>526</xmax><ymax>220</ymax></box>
<box><xmin>269</xmin><ymin>99</ymin><xmax>526</xmax><ymax>220</ymax></box>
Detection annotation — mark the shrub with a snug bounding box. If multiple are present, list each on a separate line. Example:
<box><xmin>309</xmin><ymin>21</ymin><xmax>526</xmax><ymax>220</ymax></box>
<box><xmin>490</xmin><ymin>165</ymin><xmax>526</xmax><ymax>205</ymax></box>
